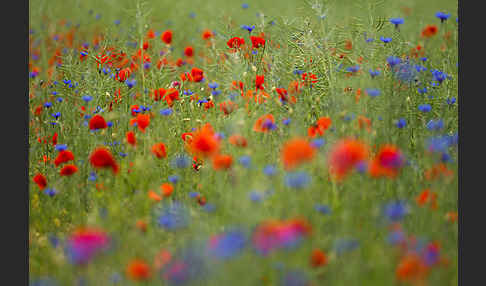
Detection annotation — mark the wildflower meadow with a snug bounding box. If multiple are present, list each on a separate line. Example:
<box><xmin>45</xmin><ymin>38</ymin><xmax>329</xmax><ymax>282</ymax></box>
<box><xmin>29</xmin><ymin>0</ymin><xmax>458</xmax><ymax>285</ymax></box>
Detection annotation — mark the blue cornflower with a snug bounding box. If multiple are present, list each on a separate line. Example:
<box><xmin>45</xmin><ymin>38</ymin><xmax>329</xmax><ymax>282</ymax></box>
<box><xmin>48</xmin><ymin>234</ymin><xmax>59</xmax><ymax>248</ymax></box>
<box><xmin>171</xmin><ymin>154</ymin><xmax>191</xmax><ymax>168</ymax></box>
<box><xmin>365</xmin><ymin>38</ymin><xmax>374</xmax><ymax>43</ymax></box>
<box><xmin>242</xmin><ymin>3</ymin><xmax>249</xmax><ymax>9</ymax></box>
<box><xmin>211</xmin><ymin>90</ymin><xmax>222</xmax><ymax>96</ymax></box>
<box><xmin>249</xmin><ymin>191</ymin><xmax>263</xmax><ymax>202</ymax></box>
<box><xmin>82</xmin><ymin>95</ymin><xmax>92</xmax><ymax>103</ymax></box>
<box><xmin>334</xmin><ymin>239</ymin><xmax>359</xmax><ymax>255</ymax></box>
<box><xmin>55</xmin><ymin>144</ymin><xmax>68</xmax><ymax>151</ymax></box>
<box><xmin>158</xmin><ymin>108</ymin><xmax>173</xmax><ymax>117</ymax></box>
<box><xmin>51</xmin><ymin>112</ymin><xmax>61</xmax><ymax>119</ymax></box>
<box><xmin>435</xmin><ymin>12</ymin><xmax>451</xmax><ymax>22</ymax></box>
<box><xmin>168</xmin><ymin>175</ymin><xmax>180</xmax><ymax>184</ymax></box>
<box><xmin>285</xmin><ymin>172</ymin><xmax>311</xmax><ymax>189</ymax></box>
<box><xmin>241</xmin><ymin>25</ymin><xmax>255</xmax><ymax>33</ymax></box>
<box><xmin>215</xmin><ymin>132</ymin><xmax>225</xmax><ymax>140</ymax></box>
<box><xmin>380</xmin><ymin>36</ymin><xmax>392</xmax><ymax>43</ymax></box>
<box><xmin>441</xmin><ymin>152</ymin><xmax>452</xmax><ymax>163</ymax></box>
<box><xmin>110</xmin><ymin>273</ymin><xmax>122</xmax><ymax>284</ymax></box>
<box><xmin>369</xmin><ymin>69</ymin><xmax>380</xmax><ymax>78</ymax></box>
<box><xmin>102</xmin><ymin>67</ymin><xmax>111</xmax><ymax>75</ymax></box>
<box><xmin>388</xmin><ymin>229</ymin><xmax>406</xmax><ymax>245</ymax></box>
<box><xmin>114</xmin><ymin>19</ymin><xmax>120</xmax><ymax>25</ymax></box>
<box><xmin>314</xmin><ymin>204</ymin><xmax>331</xmax><ymax>215</ymax></box>
<box><xmin>208</xmin><ymin>229</ymin><xmax>247</xmax><ymax>259</ymax></box>
<box><xmin>415</xmin><ymin>65</ymin><xmax>427</xmax><ymax>72</ymax></box>
<box><xmin>63</xmin><ymin>79</ymin><xmax>71</xmax><ymax>85</ymax></box>
<box><xmin>390</xmin><ymin>18</ymin><xmax>404</xmax><ymax>28</ymax></box>
<box><xmin>44</xmin><ymin>102</ymin><xmax>52</xmax><ymax>108</ymax></box>
<box><xmin>30</xmin><ymin>277</ymin><xmax>59</xmax><ymax>286</ymax></box>
<box><xmin>365</xmin><ymin>88</ymin><xmax>381</xmax><ymax>97</ymax></box>
<box><xmin>427</xmin><ymin>134</ymin><xmax>458</xmax><ymax>153</ymax></box>
<box><xmin>119</xmin><ymin>152</ymin><xmax>128</xmax><ymax>158</ymax></box>
<box><xmin>311</xmin><ymin>138</ymin><xmax>325</xmax><ymax>148</ymax></box>
<box><xmin>56</xmin><ymin>97</ymin><xmax>63</xmax><ymax>103</ymax></box>
<box><xmin>44</xmin><ymin>188</ymin><xmax>58</xmax><ymax>197</ymax></box>
<box><xmin>282</xmin><ymin>118</ymin><xmax>291</xmax><ymax>125</ymax></box>
<box><xmin>431</xmin><ymin>69</ymin><xmax>448</xmax><ymax>84</ymax></box>
<box><xmin>262</xmin><ymin>119</ymin><xmax>277</xmax><ymax>130</ymax></box>
<box><xmin>396</xmin><ymin>118</ymin><xmax>407</xmax><ymax>128</ymax></box>
<box><xmin>208</xmin><ymin>82</ymin><xmax>219</xmax><ymax>89</ymax></box>
<box><xmin>157</xmin><ymin>202</ymin><xmax>190</xmax><ymax>230</ymax></box>
<box><xmin>189</xmin><ymin>192</ymin><xmax>200</xmax><ymax>198</ymax></box>
<box><xmin>263</xmin><ymin>165</ymin><xmax>277</xmax><ymax>176</ymax></box>
<box><xmin>239</xmin><ymin>156</ymin><xmax>251</xmax><ymax>168</ymax></box>
<box><xmin>88</xmin><ymin>172</ymin><xmax>97</xmax><ymax>181</ymax></box>
<box><xmin>280</xmin><ymin>270</ymin><xmax>309</xmax><ymax>286</ymax></box>
<box><xmin>107</xmin><ymin>121</ymin><xmax>113</xmax><ymax>128</ymax></box>
<box><xmin>383</xmin><ymin>201</ymin><xmax>409</xmax><ymax>222</ymax></box>
<box><xmin>203</xmin><ymin>203</ymin><xmax>216</xmax><ymax>212</ymax></box>
<box><xmin>387</xmin><ymin>56</ymin><xmax>401</xmax><ymax>67</ymax></box>
<box><xmin>346</xmin><ymin>65</ymin><xmax>360</xmax><ymax>73</ymax></box>
<box><xmin>418</xmin><ymin>87</ymin><xmax>427</xmax><ymax>94</ymax></box>
<box><xmin>426</xmin><ymin>119</ymin><xmax>444</xmax><ymax>131</ymax></box>
<box><xmin>293</xmin><ymin>69</ymin><xmax>304</xmax><ymax>75</ymax></box>
<box><xmin>393</xmin><ymin>62</ymin><xmax>418</xmax><ymax>83</ymax></box>
<box><xmin>420</xmin><ymin>57</ymin><xmax>428</xmax><ymax>62</ymax></box>
<box><xmin>183</xmin><ymin>89</ymin><xmax>194</xmax><ymax>95</ymax></box>
<box><xmin>446</xmin><ymin>97</ymin><xmax>456</xmax><ymax>105</ymax></box>
<box><xmin>51</xmin><ymin>91</ymin><xmax>58</xmax><ymax>96</ymax></box>
<box><xmin>126</xmin><ymin>79</ymin><xmax>136</xmax><ymax>88</ymax></box>
<box><xmin>418</xmin><ymin>104</ymin><xmax>431</xmax><ymax>112</ymax></box>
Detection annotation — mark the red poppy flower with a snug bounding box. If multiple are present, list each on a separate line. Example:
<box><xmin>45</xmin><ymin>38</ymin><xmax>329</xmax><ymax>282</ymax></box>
<box><xmin>308</xmin><ymin>117</ymin><xmax>332</xmax><ymax>138</ymax></box>
<box><xmin>302</xmin><ymin>73</ymin><xmax>317</xmax><ymax>84</ymax></box>
<box><xmin>202</xmin><ymin>29</ymin><xmax>213</xmax><ymax>40</ymax></box>
<box><xmin>421</xmin><ymin>25</ymin><xmax>438</xmax><ymax>38</ymax></box>
<box><xmin>126</xmin><ymin>259</ymin><xmax>151</xmax><ymax>281</ymax></box>
<box><xmin>310</xmin><ymin>249</ymin><xmax>328</xmax><ymax>267</ymax></box>
<box><xmin>151</xmin><ymin>143</ymin><xmax>167</xmax><ymax>159</ymax></box>
<box><xmin>116</xmin><ymin>67</ymin><xmax>131</xmax><ymax>82</ymax></box>
<box><xmin>164</xmin><ymin>88</ymin><xmax>180</xmax><ymax>107</ymax></box>
<box><xmin>153</xmin><ymin>88</ymin><xmax>166</xmax><ymax>101</ymax></box>
<box><xmin>250</xmin><ymin>36</ymin><xmax>265</xmax><ymax>49</ymax></box>
<box><xmin>255</xmin><ymin>75</ymin><xmax>264</xmax><ymax>90</ymax></box>
<box><xmin>89</xmin><ymin>147</ymin><xmax>120</xmax><ymax>174</ymax></box>
<box><xmin>228</xmin><ymin>134</ymin><xmax>247</xmax><ymax>147</ymax></box>
<box><xmin>281</xmin><ymin>138</ymin><xmax>316</xmax><ymax>170</ymax></box>
<box><xmin>227</xmin><ymin>37</ymin><xmax>245</xmax><ymax>49</ymax></box>
<box><xmin>184</xmin><ymin>46</ymin><xmax>194</xmax><ymax>57</ymax></box>
<box><xmin>126</xmin><ymin>131</ymin><xmax>136</xmax><ymax>146</ymax></box>
<box><xmin>54</xmin><ymin>150</ymin><xmax>75</xmax><ymax>167</ymax></box>
<box><xmin>187</xmin><ymin>123</ymin><xmax>220</xmax><ymax>158</ymax></box>
<box><xmin>146</xmin><ymin>29</ymin><xmax>155</xmax><ymax>39</ymax></box>
<box><xmin>190</xmin><ymin>67</ymin><xmax>204</xmax><ymax>82</ymax></box>
<box><xmin>131</xmin><ymin>114</ymin><xmax>150</xmax><ymax>133</ymax></box>
<box><xmin>160</xmin><ymin>183</ymin><xmax>174</xmax><ymax>197</ymax></box>
<box><xmin>212</xmin><ymin>154</ymin><xmax>233</xmax><ymax>170</ymax></box>
<box><xmin>253</xmin><ymin>114</ymin><xmax>275</xmax><ymax>133</ymax></box>
<box><xmin>368</xmin><ymin>145</ymin><xmax>404</xmax><ymax>179</ymax></box>
<box><xmin>60</xmin><ymin>164</ymin><xmax>78</xmax><ymax>176</ymax></box>
<box><xmin>33</xmin><ymin>173</ymin><xmax>47</xmax><ymax>190</ymax></box>
<box><xmin>395</xmin><ymin>253</ymin><xmax>429</xmax><ymax>282</ymax></box>
<box><xmin>219</xmin><ymin>101</ymin><xmax>238</xmax><ymax>115</ymax></box>
<box><xmin>328</xmin><ymin>139</ymin><xmax>369</xmax><ymax>180</ymax></box>
<box><xmin>161</xmin><ymin>30</ymin><xmax>173</xmax><ymax>45</ymax></box>
<box><xmin>51</xmin><ymin>132</ymin><xmax>58</xmax><ymax>146</ymax></box>
<box><xmin>89</xmin><ymin>114</ymin><xmax>108</xmax><ymax>130</ymax></box>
